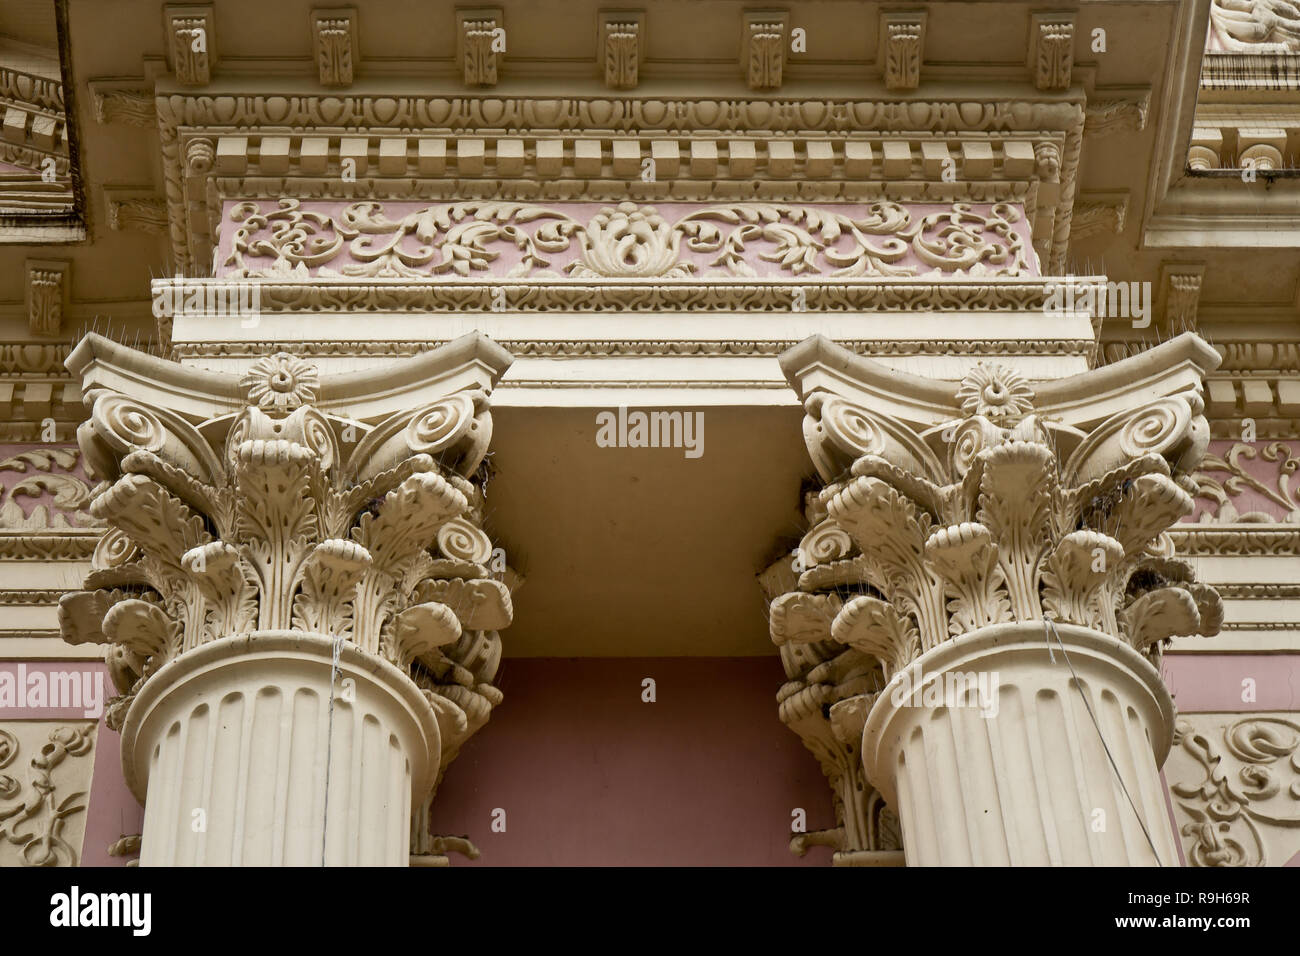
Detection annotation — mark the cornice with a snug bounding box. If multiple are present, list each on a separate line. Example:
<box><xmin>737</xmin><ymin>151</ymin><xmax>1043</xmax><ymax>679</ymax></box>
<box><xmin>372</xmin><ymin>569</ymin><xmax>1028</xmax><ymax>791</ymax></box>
<box><xmin>172</xmin><ymin>337</ymin><xmax>1099</xmax><ymax>361</ymax></box>
<box><xmin>149</xmin><ymin>90</ymin><xmax>1084</xmax><ymax>275</ymax></box>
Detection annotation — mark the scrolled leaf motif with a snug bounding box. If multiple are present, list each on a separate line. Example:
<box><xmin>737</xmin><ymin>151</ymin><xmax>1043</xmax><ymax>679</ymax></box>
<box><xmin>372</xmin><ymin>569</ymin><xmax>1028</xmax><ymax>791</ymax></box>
<box><xmin>92</xmin><ymin>394</ymin><xmax>168</xmax><ymax>453</ymax></box>
<box><xmin>406</xmin><ymin>393</ymin><xmax>479</xmax><ymax>457</ymax></box>
<box><xmin>797</xmin><ymin>518</ymin><xmax>854</xmax><ymax>569</ymax></box>
<box><xmin>1065</xmin><ymin>396</ymin><xmax>1195</xmax><ymax>485</ymax></box>
<box><xmin>226</xmin><ymin>198</ymin><xmax>344</xmax><ymax>276</ymax></box>
<box><xmin>924</xmin><ymin>522</ymin><xmax>1010</xmax><ymax>636</ymax></box>
<box><xmin>1041</xmin><ymin>530</ymin><xmax>1123</xmax><ymax>632</ymax></box>
<box><xmin>830</xmin><ymin>594</ymin><xmax>918</xmax><ymax>676</ymax></box>
<box><xmin>435</xmin><ymin>516</ymin><xmax>494</xmax><ymax>564</ymax></box>
<box><xmin>568</xmin><ymin>203</ymin><xmax>693</xmax><ymax>278</ymax></box>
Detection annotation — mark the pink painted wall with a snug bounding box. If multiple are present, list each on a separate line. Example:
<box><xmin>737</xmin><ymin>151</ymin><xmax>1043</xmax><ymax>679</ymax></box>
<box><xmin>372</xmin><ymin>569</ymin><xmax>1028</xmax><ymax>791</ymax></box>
<box><xmin>430</xmin><ymin>657</ymin><xmax>833</xmax><ymax>866</ymax></box>
<box><xmin>67</xmin><ymin>651</ymin><xmax>1300</xmax><ymax>865</ymax></box>
<box><xmin>1163</xmin><ymin>654</ymin><xmax>1300</xmax><ymax>714</ymax></box>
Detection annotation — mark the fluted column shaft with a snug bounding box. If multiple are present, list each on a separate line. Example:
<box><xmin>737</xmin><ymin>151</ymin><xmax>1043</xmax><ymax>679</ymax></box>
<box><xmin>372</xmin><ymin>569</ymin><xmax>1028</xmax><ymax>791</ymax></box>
<box><xmin>122</xmin><ymin>632</ymin><xmax>439</xmax><ymax>866</ymax></box>
<box><xmin>862</xmin><ymin>622</ymin><xmax>1179</xmax><ymax>866</ymax></box>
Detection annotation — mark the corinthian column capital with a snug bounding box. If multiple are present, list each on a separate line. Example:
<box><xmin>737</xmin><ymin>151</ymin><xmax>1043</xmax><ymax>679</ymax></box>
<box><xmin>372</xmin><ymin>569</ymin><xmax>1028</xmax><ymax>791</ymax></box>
<box><xmin>768</xmin><ymin>333</ymin><xmax>1225</xmax><ymax>866</ymax></box>
<box><xmin>58</xmin><ymin>332</ymin><xmax>516</xmax><ymax>866</ymax></box>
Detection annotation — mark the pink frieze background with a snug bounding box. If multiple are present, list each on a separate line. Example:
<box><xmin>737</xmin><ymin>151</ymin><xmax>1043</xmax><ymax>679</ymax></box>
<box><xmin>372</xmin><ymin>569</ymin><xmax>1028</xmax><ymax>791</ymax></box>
<box><xmin>214</xmin><ymin>199</ymin><xmax>1039</xmax><ymax>280</ymax></box>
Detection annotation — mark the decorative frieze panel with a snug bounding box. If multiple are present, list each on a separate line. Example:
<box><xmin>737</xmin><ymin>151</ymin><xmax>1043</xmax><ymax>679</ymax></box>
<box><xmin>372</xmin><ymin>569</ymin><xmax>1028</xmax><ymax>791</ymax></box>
<box><xmin>1069</xmin><ymin>193</ymin><xmax>1128</xmax><ymax>242</ymax></box>
<box><xmin>0</xmin><ymin>446</ymin><xmax>98</xmax><ymax>531</ymax></box>
<box><xmin>1159</xmin><ymin>264</ymin><xmax>1204</xmax><ymax>334</ymax></box>
<box><xmin>88</xmin><ymin>83</ymin><xmax>155</xmax><ymax>127</ymax></box>
<box><xmin>1167</xmin><ymin>713</ymin><xmax>1300</xmax><ymax>866</ymax></box>
<box><xmin>26</xmin><ymin>259</ymin><xmax>68</xmax><ymax>337</ymax></box>
<box><xmin>152</xmin><ymin>93</ymin><xmax>1084</xmax><ymax>274</ymax></box>
<box><xmin>1031</xmin><ymin>14</ymin><xmax>1074</xmax><ymax>91</ymax></box>
<box><xmin>217</xmin><ymin>199</ymin><xmax>1036</xmax><ymax>280</ymax></box>
<box><xmin>0</xmin><ymin>723</ymin><xmax>96</xmax><ymax>867</ymax></box>
<box><xmin>459</xmin><ymin>9</ymin><xmax>504</xmax><ymax>87</ymax></box>
<box><xmin>1190</xmin><ymin>440</ymin><xmax>1300</xmax><ymax>524</ymax></box>
<box><xmin>744</xmin><ymin>12</ymin><xmax>787</xmax><ymax>90</ymax></box>
<box><xmin>1083</xmin><ymin>90</ymin><xmax>1151</xmax><ymax>136</ymax></box>
<box><xmin>165</xmin><ymin>5</ymin><xmax>215</xmax><ymax>86</ymax></box>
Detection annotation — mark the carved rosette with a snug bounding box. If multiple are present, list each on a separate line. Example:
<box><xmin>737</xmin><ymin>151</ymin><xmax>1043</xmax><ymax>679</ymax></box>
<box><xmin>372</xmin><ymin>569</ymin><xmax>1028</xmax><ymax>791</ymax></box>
<box><xmin>768</xmin><ymin>333</ymin><xmax>1224</xmax><ymax>866</ymax></box>
<box><xmin>58</xmin><ymin>332</ymin><xmax>516</xmax><ymax>866</ymax></box>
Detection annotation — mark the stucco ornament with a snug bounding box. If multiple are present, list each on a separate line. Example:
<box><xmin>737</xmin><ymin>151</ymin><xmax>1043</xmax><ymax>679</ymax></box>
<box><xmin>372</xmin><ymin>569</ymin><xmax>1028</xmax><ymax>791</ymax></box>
<box><xmin>1209</xmin><ymin>0</ymin><xmax>1300</xmax><ymax>51</ymax></box>
<box><xmin>224</xmin><ymin>198</ymin><xmax>1033</xmax><ymax>280</ymax></box>
<box><xmin>767</xmin><ymin>332</ymin><xmax>1224</xmax><ymax>865</ymax></box>
<box><xmin>1169</xmin><ymin>714</ymin><xmax>1300</xmax><ymax>867</ymax></box>
<box><xmin>239</xmin><ymin>352</ymin><xmax>319</xmax><ymax>411</ymax></box>
<box><xmin>57</xmin><ymin>332</ymin><xmax>516</xmax><ymax>865</ymax></box>
<box><xmin>568</xmin><ymin>202</ymin><xmax>693</xmax><ymax>278</ymax></box>
<box><xmin>955</xmin><ymin>363</ymin><xmax>1034</xmax><ymax>423</ymax></box>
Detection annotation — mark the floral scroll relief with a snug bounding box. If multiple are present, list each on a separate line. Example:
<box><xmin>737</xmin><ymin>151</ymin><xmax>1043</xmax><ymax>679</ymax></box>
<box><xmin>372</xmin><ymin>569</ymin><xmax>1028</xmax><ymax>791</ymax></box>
<box><xmin>1190</xmin><ymin>441</ymin><xmax>1300</xmax><ymax>524</ymax></box>
<box><xmin>1169</xmin><ymin>715</ymin><xmax>1300</xmax><ymax>867</ymax></box>
<box><xmin>222</xmin><ymin>199</ymin><xmax>1032</xmax><ymax>280</ymax></box>
<box><xmin>0</xmin><ymin>724</ymin><xmax>95</xmax><ymax>867</ymax></box>
<box><xmin>0</xmin><ymin>448</ymin><xmax>100</xmax><ymax>530</ymax></box>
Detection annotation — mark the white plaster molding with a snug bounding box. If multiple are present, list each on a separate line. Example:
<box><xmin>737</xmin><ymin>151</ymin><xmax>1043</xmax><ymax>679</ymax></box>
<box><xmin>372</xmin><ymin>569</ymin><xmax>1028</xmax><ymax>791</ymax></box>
<box><xmin>767</xmin><ymin>330</ymin><xmax>1224</xmax><ymax>865</ymax></box>
<box><xmin>1167</xmin><ymin>712</ymin><xmax>1300</xmax><ymax>866</ymax></box>
<box><xmin>0</xmin><ymin>723</ymin><xmax>97</xmax><ymax>867</ymax></box>
<box><xmin>58</xmin><ymin>333</ymin><xmax>518</xmax><ymax>865</ymax></box>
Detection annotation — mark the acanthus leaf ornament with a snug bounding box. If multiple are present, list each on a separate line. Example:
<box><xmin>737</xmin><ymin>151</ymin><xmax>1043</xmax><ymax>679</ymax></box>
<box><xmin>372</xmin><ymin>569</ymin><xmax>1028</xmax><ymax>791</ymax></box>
<box><xmin>766</xmin><ymin>332</ymin><xmax>1224</xmax><ymax>865</ymax></box>
<box><xmin>60</xmin><ymin>331</ymin><xmax>517</xmax><ymax>865</ymax></box>
<box><xmin>222</xmin><ymin>198</ymin><xmax>1034</xmax><ymax>281</ymax></box>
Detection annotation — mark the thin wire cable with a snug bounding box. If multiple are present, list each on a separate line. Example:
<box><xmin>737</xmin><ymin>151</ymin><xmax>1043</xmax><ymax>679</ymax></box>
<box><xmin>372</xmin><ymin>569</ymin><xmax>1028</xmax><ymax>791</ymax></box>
<box><xmin>321</xmin><ymin>635</ymin><xmax>344</xmax><ymax>867</ymax></box>
<box><xmin>1043</xmin><ymin>617</ymin><xmax>1163</xmax><ymax>866</ymax></box>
